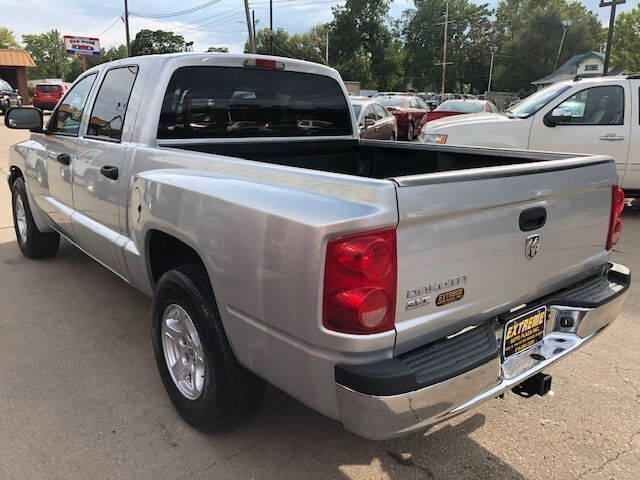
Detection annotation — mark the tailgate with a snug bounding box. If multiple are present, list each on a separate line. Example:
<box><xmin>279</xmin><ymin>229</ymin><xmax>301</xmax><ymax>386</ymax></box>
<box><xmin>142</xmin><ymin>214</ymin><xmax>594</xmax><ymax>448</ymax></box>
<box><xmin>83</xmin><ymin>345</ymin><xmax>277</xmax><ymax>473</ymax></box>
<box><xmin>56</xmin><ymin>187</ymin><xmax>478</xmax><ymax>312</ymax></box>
<box><xmin>392</xmin><ymin>156</ymin><xmax>616</xmax><ymax>354</ymax></box>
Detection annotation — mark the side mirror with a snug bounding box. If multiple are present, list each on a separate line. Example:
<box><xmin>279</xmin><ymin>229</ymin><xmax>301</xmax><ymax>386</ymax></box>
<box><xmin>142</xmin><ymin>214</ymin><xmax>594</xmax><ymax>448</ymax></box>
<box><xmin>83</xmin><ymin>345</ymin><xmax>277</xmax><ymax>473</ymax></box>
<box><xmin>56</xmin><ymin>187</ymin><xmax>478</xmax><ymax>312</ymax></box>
<box><xmin>545</xmin><ymin>107</ymin><xmax>572</xmax><ymax>127</ymax></box>
<box><xmin>4</xmin><ymin>107</ymin><xmax>43</xmax><ymax>131</ymax></box>
<box><xmin>364</xmin><ymin>118</ymin><xmax>376</xmax><ymax>128</ymax></box>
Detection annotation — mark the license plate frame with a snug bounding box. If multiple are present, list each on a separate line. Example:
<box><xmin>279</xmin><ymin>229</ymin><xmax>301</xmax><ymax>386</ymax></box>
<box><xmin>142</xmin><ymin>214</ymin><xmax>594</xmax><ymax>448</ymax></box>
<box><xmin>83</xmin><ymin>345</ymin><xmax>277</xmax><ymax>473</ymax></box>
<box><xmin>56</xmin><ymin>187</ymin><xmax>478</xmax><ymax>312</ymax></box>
<box><xmin>502</xmin><ymin>306</ymin><xmax>547</xmax><ymax>359</ymax></box>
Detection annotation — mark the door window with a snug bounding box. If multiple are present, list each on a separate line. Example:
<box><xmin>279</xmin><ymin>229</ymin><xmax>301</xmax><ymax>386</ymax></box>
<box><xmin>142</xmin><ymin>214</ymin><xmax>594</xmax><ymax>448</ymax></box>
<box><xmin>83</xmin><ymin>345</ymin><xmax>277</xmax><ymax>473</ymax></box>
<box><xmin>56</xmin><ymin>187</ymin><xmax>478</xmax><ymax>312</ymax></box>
<box><xmin>87</xmin><ymin>66</ymin><xmax>139</xmax><ymax>141</ymax></box>
<box><xmin>361</xmin><ymin>105</ymin><xmax>377</xmax><ymax>126</ymax></box>
<box><xmin>555</xmin><ymin>85</ymin><xmax>624</xmax><ymax>125</ymax></box>
<box><xmin>373</xmin><ymin>104</ymin><xmax>387</xmax><ymax>119</ymax></box>
<box><xmin>48</xmin><ymin>74</ymin><xmax>97</xmax><ymax>136</ymax></box>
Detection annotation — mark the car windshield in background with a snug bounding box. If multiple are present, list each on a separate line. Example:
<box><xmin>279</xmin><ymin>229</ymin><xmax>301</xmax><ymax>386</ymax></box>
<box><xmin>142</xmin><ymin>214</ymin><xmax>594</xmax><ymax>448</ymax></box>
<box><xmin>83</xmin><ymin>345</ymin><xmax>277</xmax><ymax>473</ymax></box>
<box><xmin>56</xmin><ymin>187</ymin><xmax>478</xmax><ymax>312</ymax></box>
<box><xmin>158</xmin><ymin>66</ymin><xmax>352</xmax><ymax>139</ymax></box>
<box><xmin>506</xmin><ymin>84</ymin><xmax>572</xmax><ymax>118</ymax></box>
<box><xmin>351</xmin><ymin>103</ymin><xmax>362</xmax><ymax>118</ymax></box>
<box><xmin>436</xmin><ymin>100</ymin><xmax>484</xmax><ymax>113</ymax></box>
<box><xmin>36</xmin><ymin>84</ymin><xmax>61</xmax><ymax>93</ymax></box>
<box><xmin>376</xmin><ymin>97</ymin><xmax>407</xmax><ymax>107</ymax></box>
<box><xmin>0</xmin><ymin>79</ymin><xmax>13</xmax><ymax>92</ymax></box>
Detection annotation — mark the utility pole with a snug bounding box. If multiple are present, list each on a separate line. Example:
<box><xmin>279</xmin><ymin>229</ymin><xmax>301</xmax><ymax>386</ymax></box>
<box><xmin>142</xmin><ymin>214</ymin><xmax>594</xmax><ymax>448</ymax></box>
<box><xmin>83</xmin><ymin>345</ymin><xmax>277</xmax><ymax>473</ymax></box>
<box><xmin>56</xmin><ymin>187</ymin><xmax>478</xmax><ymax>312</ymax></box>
<box><xmin>244</xmin><ymin>0</ymin><xmax>256</xmax><ymax>53</ymax></box>
<box><xmin>600</xmin><ymin>0</ymin><xmax>625</xmax><ymax>76</ymax></box>
<box><xmin>252</xmin><ymin>10</ymin><xmax>257</xmax><ymax>43</ymax></box>
<box><xmin>325</xmin><ymin>29</ymin><xmax>329</xmax><ymax>65</ymax></box>
<box><xmin>124</xmin><ymin>0</ymin><xmax>131</xmax><ymax>57</ymax></box>
<box><xmin>554</xmin><ymin>20</ymin><xmax>572</xmax><ymax>71</ymax></box>
<box><xmin>437</xmin><ymin>0</ymin><xmax>453</xmax><ymax>95</ymax></box>
<box><xmin>487</xmin><ymin>46</ymin><xmax>497</xmax><ymax>93</ymax></box>
<box><xmin>269</xmin><ymin>0</ymin><xmax>273</xmax><ymax>55</ymax></box>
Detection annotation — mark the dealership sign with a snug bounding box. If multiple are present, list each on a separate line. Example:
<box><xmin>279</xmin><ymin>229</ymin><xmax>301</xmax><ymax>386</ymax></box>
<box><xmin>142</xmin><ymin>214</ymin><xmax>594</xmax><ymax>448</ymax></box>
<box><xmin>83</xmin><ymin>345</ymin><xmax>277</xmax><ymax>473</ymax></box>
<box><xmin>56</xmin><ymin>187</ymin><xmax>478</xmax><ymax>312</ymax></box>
<box><xmin>64</xmin><ymin>36</ymin><xmax>101</xmax><ymax>56</ymax></box>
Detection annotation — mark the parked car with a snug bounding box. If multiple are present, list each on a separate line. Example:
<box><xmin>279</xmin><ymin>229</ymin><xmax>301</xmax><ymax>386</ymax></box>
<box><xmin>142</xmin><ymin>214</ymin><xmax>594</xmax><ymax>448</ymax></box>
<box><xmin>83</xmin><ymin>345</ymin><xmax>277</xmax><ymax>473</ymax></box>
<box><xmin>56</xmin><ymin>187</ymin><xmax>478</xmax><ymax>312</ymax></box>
<box><xmin>418</xmin><ymin>75</ymin><xmax>640</xmax><ymax>197</ymax></box>
<box><xmin>33</xmin><ymin>83</ymin><xmax>69</xmax><ymax>111</ymax></box>
<box><xmin>351</xmin><ymin>99</ymin><xmax>398</xmax><ymax>140</ymax></box>
<box><xmin>5</xmin><ymin>54</ymin><xmax>629</xmax><ymax>441</ymax></box>
<box><xmin>418</xmin><ymin>99</ymin><xmax>499</xmax><ymax>132</ymax></box>
<box><xmin>376</xmin><ymin>95</ymin><xmax>430</xmax><ymax>140</ymax></box>
<box><xmin>0</xmin><ymin>78</ymin><xmax>22</xmax><ymax>114</ymax></box>
<box><xmin>373</xmin><ymin>91</ymin><xmax>403</xmax><ymax>97</ymax></box>
<box><xmin>425</xmin><ymin>92</ymin><xmax>454</xmax><ymax>110</ymax></box>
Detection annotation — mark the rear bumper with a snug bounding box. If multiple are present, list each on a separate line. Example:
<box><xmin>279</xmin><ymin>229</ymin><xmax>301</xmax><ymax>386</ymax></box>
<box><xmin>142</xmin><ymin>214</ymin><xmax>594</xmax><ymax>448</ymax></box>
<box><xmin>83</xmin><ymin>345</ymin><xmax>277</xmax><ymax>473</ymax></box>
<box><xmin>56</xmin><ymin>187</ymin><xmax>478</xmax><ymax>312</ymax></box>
<box><xmin>33</xmin><ymin>102</ymin><xmax>57</xmax><ymax>110</ymax></box>
<box><xmin>336</xmin><ymin>262</ymin><xmax>630</xmax><ymax>440</ymax></box>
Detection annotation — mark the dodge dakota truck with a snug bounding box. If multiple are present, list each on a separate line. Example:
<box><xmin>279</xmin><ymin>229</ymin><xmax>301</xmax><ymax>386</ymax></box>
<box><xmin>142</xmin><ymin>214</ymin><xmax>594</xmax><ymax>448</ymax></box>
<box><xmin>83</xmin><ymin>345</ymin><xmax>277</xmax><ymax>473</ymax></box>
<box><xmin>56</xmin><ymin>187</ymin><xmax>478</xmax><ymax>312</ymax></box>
<box><xmin>5</xmin><ymin>53</ymin><xmax>630</xmax><ymax>440</ymax></box>
<box><xmin>418</xmin><ymin>75</ymin><xmax>640</xmax><ymax>197</ymax></box>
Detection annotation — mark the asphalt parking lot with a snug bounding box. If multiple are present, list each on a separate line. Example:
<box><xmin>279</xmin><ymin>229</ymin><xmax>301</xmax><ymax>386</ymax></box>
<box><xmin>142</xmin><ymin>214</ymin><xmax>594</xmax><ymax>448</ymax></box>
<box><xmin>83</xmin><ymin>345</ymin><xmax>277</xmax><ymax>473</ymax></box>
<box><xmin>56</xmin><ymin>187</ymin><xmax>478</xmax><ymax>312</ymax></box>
<box><xmin>0</xmin><ymin>121</ymin><xmax>639</xmax><ymax>480</ymax></box>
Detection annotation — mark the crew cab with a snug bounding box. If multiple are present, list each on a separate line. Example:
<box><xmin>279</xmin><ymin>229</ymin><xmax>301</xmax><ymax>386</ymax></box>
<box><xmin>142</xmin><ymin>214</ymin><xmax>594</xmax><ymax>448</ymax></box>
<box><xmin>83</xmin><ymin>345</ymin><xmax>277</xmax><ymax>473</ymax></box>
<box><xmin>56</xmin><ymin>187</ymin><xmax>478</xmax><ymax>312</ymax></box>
<box><xmin>419</xmin><ymin>75</ymin><xmax>640</xmax><ymax>197</ymax></box>
<box><xmin>5</xmin><ymin>54</ymin><xmax>630</xmax><ymax>440</ymax></box>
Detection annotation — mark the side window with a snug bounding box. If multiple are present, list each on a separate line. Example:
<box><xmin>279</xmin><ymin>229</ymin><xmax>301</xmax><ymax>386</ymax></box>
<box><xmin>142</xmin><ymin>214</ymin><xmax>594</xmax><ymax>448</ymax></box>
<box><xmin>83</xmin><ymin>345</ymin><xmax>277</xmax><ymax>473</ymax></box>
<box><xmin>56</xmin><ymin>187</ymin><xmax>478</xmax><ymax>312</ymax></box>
<box><xmin>48</xmin><ymin>74</ymin><xmax>96</xmax><ymax>136</ymax></box>
<box><xmin>373</xmin><ymin>104</ymin><xmax>386</xmax><ymax>119</ymax></box>
<box><xmin>415</xmin><ymin>98</ymin><xmax>428</xmax><ymax>110</ymax></box>
<box><xmin>556</xmin><ymin>86</ymin><xmax>624</xmax><ymax>125</ymax></box>
<box><xmin>87</xmin><ymin>66</ymin><xmax>139</xmax><ymax>141</ymax></box>
<box><xmin>363</xmin><ymin>105</ymin><xmax>377</xmax><ymax>123</ymax></box>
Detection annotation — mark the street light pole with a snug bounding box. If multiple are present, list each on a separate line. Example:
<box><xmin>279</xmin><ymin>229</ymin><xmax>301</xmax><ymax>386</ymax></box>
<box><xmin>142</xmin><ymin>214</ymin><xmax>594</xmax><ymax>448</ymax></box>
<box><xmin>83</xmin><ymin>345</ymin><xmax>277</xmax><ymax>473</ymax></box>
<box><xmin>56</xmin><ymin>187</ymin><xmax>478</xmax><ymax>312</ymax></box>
<box><xmin>487</xmin><ymin>46</ymin><xmax>497</xmax><ymax>93</ymax></box>
<box><xmin>269</xmin><ymin>0</ymin><xmax>273</xmax><ymax>55</ymax></box>
<box><xmin>554</xmin><ymin>20</ymin><xmax>572</xmax><ymax>71</ymax></box>
<box><xmin>600</xmin><ymin>0</ymin><xmax>626</xmax><ymax>76</ymax></box>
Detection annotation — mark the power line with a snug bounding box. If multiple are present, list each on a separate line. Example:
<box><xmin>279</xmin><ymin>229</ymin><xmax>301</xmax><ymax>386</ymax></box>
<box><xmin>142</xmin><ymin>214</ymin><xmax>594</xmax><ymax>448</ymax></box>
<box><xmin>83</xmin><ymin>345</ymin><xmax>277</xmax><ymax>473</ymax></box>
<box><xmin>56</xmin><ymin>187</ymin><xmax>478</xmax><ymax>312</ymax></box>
<box><xmin>129</xmin><ymin>0</ymin><xmax>220</xmax><ymax>19</ymax></box>
<box><xmin>96</xmin><ymin>15</ymin><xmax>124</xmax><ymax>37</ymax></box>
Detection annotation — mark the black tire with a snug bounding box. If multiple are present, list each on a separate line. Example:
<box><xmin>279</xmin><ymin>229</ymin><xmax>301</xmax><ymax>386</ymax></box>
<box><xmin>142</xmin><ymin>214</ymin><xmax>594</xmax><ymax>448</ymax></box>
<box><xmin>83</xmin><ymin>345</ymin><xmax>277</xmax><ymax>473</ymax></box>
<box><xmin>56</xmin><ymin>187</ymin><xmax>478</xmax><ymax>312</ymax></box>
<box><xmin>406</xmin><ymin>122</ymin><xmax>415</xmax><ymax>141</ymax></box>
<box><xmin>151</xmin><ymin>263</ymin><xmax>265</xmax><ymax>432</ymax></box>
<box><xmin>11</xmin><ymin>177</ymin><xmax>60</xmax><ymax>259</ymax></box>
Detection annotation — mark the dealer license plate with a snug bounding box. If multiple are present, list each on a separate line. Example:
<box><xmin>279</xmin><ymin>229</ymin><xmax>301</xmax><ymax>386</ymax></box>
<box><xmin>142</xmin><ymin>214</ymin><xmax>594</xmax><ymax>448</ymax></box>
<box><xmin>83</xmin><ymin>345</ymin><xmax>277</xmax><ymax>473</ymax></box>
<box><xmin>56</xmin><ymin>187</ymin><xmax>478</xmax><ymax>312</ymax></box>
<box><xmin>503</xmin><ymin>306</ymin><xmax>547</xmax><ymax>359</ymax></box>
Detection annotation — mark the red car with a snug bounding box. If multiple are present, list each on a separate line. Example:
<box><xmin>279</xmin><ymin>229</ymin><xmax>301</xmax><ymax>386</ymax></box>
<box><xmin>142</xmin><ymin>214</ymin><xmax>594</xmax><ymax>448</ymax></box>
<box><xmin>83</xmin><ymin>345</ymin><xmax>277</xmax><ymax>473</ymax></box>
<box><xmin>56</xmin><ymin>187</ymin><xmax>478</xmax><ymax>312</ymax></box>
<box><xmin>33</xmin><ymin>82</ymin><xmax>69</xmax><ymax>111</ymax></box>
<box><xmin>418</xmin><ymin>99</ymin><xmax>499</xmax><ymax>132</ymax></box>
<box><xmin>376</xmin><ymin>96</ymin><xmax>431</xmax><ymax>141</ymax></box>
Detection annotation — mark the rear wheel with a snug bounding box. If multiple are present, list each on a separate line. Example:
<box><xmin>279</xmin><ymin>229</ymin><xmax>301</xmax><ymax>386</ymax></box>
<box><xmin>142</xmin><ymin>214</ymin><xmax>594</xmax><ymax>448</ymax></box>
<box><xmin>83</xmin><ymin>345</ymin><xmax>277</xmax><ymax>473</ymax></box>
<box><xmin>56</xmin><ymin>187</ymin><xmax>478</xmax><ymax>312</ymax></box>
<box><xmin>11</xmin><ymin>177</ymin><xmax>60</xmax><ymax>259</ymax></box>
<box><xmin>406</xmin><ymin>122</ymin><xmax>415</xmax><ymax>141</ymax></box>
<box><xmin>151</xmin><ymin>263</ymin><xmax>265</xmax><ymax>431</ymax></box>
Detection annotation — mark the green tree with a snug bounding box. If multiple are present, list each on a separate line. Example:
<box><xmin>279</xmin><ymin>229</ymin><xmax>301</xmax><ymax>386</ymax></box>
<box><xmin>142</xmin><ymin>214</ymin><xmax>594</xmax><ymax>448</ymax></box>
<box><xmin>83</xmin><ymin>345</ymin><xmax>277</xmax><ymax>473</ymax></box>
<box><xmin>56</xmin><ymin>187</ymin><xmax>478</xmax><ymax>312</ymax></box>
<box><xmin>249</xmin><ymin>25</ymin><xmax>327</xmax><ymax>64</ymax></box>
<box><xmin>610</xmin><ymin>6</ymin><xmax>640</xmax><ymax>73</ymax></box>
<box><xmin>403</xmin><ymin>0</ymin><xmax>493</xmax><ymax>93</ymax></box>
<box><xmin>207</xmin><ymin>46</ymin><xmax>229</xmax><ymax>53</ymax></box>
<box><xmin>131</xmin><ymin>29</ymin><xmax>185</xmax><ymax>56</ymax></box>
<box><xmin>492</xmin><ymin>0</ymin><xmax>603</xmax><ymax>92</ymax></box>
<box><xmin>0</xmin><ymin>27</ymin><xmax>19</xmax><ymax>49</ymax></box>
<box><xmin>22</xmin><ymin>30</ymin><xmax>66</xmax><ymax>80</ymax></box>
<box><xmin>330</xmin><ymin>0</ymin><xmax>404</xmax><ymax>90</ymax></box>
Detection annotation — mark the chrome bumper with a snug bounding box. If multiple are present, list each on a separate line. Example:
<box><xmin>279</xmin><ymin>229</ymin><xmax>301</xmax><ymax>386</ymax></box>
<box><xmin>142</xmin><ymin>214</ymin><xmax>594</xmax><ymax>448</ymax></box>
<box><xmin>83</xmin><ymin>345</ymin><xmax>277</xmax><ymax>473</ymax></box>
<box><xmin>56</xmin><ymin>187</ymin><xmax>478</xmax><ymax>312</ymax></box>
<box><xmin>336</xmin><ymin>262</ymin><xmax>630</xmax><ymax>440</ymax></box>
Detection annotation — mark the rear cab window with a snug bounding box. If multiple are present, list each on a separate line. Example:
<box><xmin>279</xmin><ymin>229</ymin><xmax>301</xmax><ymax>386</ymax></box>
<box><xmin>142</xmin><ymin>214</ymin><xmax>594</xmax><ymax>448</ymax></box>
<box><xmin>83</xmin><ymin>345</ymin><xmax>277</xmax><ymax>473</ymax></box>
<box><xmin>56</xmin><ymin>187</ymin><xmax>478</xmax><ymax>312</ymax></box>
<box><xmin>36</xmin><ymin>85</ymin><xmax>61</xmax><ymax>93</ymax></box>
<box><xmin>158</xmin><ymin>66</ymin><xmax>352</xmax><ymax>139</ymax></box>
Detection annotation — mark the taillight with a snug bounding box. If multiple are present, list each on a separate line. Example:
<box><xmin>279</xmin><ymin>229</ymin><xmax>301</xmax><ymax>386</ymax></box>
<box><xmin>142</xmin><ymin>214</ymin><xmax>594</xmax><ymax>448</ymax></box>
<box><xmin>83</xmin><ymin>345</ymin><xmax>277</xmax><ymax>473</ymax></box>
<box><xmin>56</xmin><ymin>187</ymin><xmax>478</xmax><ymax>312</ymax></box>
<box><xmin>323</xmin><ymin>227</ymin><xmax>397</xmax><ymax>334</ymax></box>
<box><xmin>606</xmin><ymin>185</ymin><xmax>624</xmax><ymax>250</ymax></box>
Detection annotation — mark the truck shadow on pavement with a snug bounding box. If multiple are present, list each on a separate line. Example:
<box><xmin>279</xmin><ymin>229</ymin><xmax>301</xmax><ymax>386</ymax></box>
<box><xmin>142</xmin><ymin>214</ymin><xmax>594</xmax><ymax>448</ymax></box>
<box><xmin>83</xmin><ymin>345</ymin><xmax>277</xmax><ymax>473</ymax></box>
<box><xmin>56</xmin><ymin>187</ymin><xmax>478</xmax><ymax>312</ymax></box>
<box><xmin>0</xmin><ymin>237</ymin><xmax>527</xmax><ymax>480</ymax></box>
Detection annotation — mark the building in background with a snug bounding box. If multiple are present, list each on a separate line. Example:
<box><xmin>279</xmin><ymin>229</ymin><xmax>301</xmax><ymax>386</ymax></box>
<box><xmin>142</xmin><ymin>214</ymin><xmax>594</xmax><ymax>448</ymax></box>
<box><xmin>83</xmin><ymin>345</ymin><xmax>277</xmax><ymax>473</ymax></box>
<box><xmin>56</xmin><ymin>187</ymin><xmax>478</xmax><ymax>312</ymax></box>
<box><xmin>532</xmin><ymin>51</ymin><xmax>622</xmax><ymax>90</ymax></box>
<box><xmin>0</xmin><ymin>49</ymin><xmax>36</xmax><ymax>102</ymax></box>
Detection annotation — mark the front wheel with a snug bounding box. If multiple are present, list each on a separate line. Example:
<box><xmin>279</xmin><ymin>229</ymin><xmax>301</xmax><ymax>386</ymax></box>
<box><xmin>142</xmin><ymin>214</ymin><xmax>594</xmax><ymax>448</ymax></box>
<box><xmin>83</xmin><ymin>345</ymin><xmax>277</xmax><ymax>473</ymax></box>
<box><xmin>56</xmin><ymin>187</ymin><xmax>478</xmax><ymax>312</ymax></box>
<box><xmin>406</xmin><ymin>122</ymin><xmax>415</xmax><ymax>141</ymax></box>
<box><xmin>151</xmin><ymin>264</ymin><xmax>265</xmax><ymax>431</ymax></box>
<box><xmin>11</xmin><ymin>177</ymin><xmax>60</xmax><ymax>258</ymax></box>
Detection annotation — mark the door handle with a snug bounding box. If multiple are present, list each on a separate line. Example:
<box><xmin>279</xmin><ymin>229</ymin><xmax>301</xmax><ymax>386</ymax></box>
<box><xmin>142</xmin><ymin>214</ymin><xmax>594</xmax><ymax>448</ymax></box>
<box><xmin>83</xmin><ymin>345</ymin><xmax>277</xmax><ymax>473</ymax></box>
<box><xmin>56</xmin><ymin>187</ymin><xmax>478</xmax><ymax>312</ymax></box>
<box><xmin>599</xmin><ymin>134</ymin><xmax>625</xmax><ymax>141</ymax></box>
<box><xmin>100</xmin><ymin>165</ymin><xmax>119</xmax><ymax>181</ymax></box>
<box><xmin>519</xmin><ymin>206</ymin><xmax>547</xmax><ymax>232</ymax></box>
<box><xmin>56</xmin><ymin>153</ymin><xmax>70</xmax><ymax>165</ymax></box>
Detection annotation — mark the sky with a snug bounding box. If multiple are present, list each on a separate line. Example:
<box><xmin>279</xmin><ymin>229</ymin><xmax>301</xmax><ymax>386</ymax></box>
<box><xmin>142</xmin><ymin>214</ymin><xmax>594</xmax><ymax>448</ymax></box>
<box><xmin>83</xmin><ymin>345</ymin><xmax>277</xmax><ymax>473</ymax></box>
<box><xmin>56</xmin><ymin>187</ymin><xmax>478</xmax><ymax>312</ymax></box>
<box><xmin>4</xmin><ymin>0</ymin><xmax>638</xmax><ymax>54</ymax></box>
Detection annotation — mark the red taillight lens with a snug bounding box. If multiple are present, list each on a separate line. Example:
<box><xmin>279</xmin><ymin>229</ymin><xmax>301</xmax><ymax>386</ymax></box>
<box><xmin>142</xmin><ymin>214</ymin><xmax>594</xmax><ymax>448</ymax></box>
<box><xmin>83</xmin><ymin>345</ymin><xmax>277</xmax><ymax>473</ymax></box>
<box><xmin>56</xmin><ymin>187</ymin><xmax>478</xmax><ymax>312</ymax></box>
<box><xmin>323</xmin><ymin>227</ymin><xmax>397</xmax><ymax>334</ymax></box>
<box><xmin>606</xmin><ymin>185</ymin><xmax>624</xmax><ymax>250</ymax></box>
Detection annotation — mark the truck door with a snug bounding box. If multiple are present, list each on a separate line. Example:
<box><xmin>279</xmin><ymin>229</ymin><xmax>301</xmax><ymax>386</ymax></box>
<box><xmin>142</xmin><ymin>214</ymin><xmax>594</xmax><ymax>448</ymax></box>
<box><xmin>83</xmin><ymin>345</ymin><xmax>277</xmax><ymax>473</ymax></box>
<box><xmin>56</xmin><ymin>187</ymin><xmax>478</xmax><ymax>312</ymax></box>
<box><xmin>72</xmin><ymin>65</ymin><xmax>139</xmax><ymax>278</ymax></box>
<box><xmin>30</xmin><ymin>73</ymin><xmax>97</xmax><ymax>240</ymax></box>
<box><xmin>529</xmin><ymin>81</ymin><xmax>630</xmax><ymax>183</ymax></box>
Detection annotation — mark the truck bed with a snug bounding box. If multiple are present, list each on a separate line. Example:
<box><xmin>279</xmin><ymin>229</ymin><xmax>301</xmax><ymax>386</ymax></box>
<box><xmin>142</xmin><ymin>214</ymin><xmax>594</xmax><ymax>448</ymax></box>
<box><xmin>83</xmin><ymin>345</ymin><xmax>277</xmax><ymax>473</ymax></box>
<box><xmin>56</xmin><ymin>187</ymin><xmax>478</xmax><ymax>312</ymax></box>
<box><xmin>157</xmin><ymin>138</ymin><xmax>589</xmax><ymax>180</ymax></box>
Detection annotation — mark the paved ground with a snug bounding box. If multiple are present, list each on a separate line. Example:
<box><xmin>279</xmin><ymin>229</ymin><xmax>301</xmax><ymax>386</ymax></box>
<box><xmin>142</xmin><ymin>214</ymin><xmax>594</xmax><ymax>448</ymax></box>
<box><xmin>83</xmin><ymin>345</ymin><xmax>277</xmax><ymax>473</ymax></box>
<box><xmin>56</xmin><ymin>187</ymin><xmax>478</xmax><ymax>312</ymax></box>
<box><xmin>0</xmin><ymin>122</ymin><xmax>639</xmax><ymax>480</ymax></box>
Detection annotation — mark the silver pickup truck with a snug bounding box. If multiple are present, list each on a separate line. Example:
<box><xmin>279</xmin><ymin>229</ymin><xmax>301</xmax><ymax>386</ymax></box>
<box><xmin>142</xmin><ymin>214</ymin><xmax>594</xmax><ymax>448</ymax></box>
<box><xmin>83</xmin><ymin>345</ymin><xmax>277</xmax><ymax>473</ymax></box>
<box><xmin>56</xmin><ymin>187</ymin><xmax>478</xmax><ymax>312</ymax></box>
<box><xmin>5</xmin><ymin>54</ymin><xmax>630</xmax><ymax>440</ymax></box>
